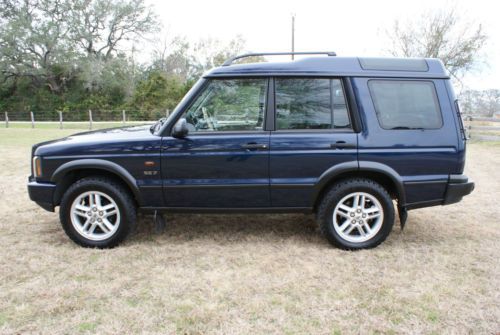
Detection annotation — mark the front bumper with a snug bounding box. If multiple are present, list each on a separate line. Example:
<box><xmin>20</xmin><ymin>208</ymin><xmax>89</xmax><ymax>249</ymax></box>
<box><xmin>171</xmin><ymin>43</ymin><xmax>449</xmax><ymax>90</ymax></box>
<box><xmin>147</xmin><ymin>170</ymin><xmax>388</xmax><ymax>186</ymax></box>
<box><xmin>28</xmin><ymin>178</ymin><xmax>56</xmax><ymax>212</ymax></box>
<box><xmin>443</xmin><ymin>174</ymin><xmax>475</xmax><ymax>205</ymax></box>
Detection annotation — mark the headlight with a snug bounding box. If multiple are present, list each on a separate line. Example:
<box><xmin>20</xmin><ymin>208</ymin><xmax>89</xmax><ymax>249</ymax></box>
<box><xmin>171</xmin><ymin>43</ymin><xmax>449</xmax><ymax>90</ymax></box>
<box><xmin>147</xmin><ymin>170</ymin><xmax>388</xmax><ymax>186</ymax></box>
<box><xmin>32</xmin><ymin>156</ymin><xmax>42</xmax><ymax>178</ymax></box>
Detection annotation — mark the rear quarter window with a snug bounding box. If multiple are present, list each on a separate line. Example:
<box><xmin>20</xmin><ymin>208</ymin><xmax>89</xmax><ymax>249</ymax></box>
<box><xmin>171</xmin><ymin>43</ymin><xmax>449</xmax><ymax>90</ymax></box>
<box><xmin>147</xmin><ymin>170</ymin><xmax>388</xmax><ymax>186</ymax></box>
<box><xmin>368</xmin><ymin>80</ymin><xmax>443</xmax><ymax>130</ymax></box>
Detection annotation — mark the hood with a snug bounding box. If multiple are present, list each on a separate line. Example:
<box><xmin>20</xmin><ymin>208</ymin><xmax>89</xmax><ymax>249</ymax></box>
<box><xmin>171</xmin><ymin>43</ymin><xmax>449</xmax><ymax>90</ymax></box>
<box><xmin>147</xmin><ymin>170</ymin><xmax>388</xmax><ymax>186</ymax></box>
<box><xmin>32</xmin><ymin>124</ymin><xmax>159</xmax><ymax>157</ymax></box>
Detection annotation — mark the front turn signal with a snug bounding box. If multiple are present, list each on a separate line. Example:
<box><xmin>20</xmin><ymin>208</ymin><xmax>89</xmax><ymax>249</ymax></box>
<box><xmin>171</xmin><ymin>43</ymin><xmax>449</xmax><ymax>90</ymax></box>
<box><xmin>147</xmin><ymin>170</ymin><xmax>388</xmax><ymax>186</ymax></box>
<box><xmin>33</xmin><ymin>156</ymin><xmax>42</xmax><ymax>178</ymax></box>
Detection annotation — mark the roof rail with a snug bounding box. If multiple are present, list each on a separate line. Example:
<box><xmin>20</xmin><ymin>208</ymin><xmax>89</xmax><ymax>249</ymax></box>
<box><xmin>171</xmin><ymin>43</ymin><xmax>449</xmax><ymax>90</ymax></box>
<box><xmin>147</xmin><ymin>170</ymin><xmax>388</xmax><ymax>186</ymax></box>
<box><xmin>222</xmin><ymin>51</ymin><xmax>337</xmax><ymax>66</ymax></box>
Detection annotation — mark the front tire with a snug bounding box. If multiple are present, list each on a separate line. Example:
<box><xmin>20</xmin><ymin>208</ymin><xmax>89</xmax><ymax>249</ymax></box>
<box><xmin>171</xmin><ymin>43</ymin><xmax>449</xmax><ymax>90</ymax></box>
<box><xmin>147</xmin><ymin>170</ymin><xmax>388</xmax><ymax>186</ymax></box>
<box><xmin>318</xmin><ymin>178</ymin><xmax>395</xmax><ymax>250</ymax></box>
<box><xmin>59</xmin><ymin>177</ymin><xmax>136</xmax><ymax>248</ymax></box>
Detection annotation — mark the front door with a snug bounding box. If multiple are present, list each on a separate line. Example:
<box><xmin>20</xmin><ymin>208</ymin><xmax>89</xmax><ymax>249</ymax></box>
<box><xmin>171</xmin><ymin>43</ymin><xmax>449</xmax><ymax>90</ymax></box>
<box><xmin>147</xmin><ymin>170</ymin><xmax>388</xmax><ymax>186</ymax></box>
<box><xmin>162</xmin><ymin>78</ymin><xmax>270</xmax><ymax>208</ymax></box>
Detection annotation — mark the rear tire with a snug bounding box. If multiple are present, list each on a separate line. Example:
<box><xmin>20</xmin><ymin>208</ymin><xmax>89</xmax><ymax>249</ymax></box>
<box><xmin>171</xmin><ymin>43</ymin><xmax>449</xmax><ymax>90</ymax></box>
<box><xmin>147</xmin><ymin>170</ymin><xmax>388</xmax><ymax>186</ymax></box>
<box><xmin>317</xmin><ymin>178</ymin><xmax>394</xmax><ymax>250</ymax></box>
<box><xmin>59</xmin><ymin>177</ymin><xmax>136</xmax><ymax>248</ymax></box>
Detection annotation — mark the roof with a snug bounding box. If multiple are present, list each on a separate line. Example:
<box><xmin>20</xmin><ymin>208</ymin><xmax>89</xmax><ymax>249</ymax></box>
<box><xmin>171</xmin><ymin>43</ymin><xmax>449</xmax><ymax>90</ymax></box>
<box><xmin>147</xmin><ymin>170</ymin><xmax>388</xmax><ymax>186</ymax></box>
<box><xmin>204</xmin><ymin>56</ymin><xmax>449</xmax><ymax>79</ymax></box>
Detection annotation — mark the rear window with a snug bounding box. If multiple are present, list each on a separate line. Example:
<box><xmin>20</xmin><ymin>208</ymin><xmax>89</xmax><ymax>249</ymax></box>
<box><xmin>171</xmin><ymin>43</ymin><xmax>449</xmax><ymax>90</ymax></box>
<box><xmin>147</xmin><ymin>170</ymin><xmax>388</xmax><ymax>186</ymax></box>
<box><xmin>368</xmin><ymin>80</ymin><xmax>442</xmax><ymax>130</ymax></box>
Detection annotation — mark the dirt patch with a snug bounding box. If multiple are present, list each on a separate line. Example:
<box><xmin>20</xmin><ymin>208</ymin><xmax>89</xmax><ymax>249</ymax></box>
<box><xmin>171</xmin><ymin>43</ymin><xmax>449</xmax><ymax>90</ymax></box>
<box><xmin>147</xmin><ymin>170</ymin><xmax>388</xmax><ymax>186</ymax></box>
<box><xmin>0</xmin><ymin>136</ymin><xmax>499</xmax><ymax>334</ymax></box>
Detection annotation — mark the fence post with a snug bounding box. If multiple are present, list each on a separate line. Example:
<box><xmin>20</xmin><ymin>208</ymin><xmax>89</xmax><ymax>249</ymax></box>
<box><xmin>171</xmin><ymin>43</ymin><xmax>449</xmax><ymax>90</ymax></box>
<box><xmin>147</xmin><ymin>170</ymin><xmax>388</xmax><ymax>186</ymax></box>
<box><xmin>166</xmin><ymin>109</ymin><xmax>169</xmax><ymax>118</ymax></box>
<box><xmin>89</xmin><ymin>109</ymin><xmax>93</xmax><ymax>130</ymax></box>
<box><xmin>30</xmin><ymin>111</ymin><xmax>35</xmax><ymax>129</ymax></box>
<box><xmin>4</xmin><ymin>112</ymin><xmax>8</xmax><ymax>128</ymax></box>
<box><xmin>59</xmin><ymin>111</ymin><xmax>63</xmax><ymax>129</ymax></box>
<box><xmin>122</xmin><ymin>110</ymin><xmax>126</xmax><ymax>125</ymax></box>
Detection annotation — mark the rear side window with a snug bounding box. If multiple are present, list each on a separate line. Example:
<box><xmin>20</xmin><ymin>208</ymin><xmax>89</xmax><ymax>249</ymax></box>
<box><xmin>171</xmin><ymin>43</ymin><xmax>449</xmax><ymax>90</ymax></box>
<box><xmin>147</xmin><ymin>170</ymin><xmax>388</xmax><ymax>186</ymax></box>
<box><xmin>368</xmin><ymin>80</ymin><xmax>442</xmax><ymax>129</ymax></box>
<box><xmin>275</xmin><ymin>78</ymin><xmax>351</xmax><ymax>130</ymax></box>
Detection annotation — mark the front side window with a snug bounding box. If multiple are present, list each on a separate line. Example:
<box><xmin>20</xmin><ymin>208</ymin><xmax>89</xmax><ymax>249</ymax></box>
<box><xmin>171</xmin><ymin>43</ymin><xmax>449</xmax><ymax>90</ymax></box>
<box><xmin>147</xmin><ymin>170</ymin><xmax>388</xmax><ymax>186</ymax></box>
<box><xmin>368</xmin><ymin>80</ymin><xmax>443</xmax><ymax>129</ymax></box>
<box><xmin>183</xmin><ymin>78</ymin><xmax>267</xmax><ymax>132</ymax></box>
<box><xmin>275</xmin><ymin>78</ymin><xmax>351</xmax><ymax>130</ymax></box>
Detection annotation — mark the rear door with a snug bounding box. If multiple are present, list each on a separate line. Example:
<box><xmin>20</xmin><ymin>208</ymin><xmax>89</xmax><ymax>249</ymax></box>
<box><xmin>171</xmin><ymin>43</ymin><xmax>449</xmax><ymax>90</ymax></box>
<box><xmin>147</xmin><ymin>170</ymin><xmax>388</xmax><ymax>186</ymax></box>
<box><xmin>269</xmin><ymin>78</ymin><xmax>358</xmax><ymax>207</ymax></box>
<box><xmin>161</xmin><ymin>78</ymin><xmax>271</xmax><ymax>208</ymax></box>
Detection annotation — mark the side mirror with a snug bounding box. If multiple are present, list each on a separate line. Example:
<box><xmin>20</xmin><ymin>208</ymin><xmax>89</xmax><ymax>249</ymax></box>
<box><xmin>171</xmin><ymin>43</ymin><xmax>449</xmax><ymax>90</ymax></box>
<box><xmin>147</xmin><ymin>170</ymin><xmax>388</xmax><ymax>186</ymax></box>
<box><xmin>172</xmin><ymin>118</ymin><xmax>189</xmax><ymax>138</ymax></box>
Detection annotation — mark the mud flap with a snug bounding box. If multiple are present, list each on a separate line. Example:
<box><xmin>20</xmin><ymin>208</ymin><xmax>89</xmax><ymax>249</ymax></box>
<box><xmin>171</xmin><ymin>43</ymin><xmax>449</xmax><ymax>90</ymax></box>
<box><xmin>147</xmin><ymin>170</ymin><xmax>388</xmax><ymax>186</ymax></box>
<box><xmin>153</xmin><ymin>210</ymin><xmax>167</xmax><ymax>234</ymax></box>
<box><xmin>398</xmin><ymin>204</ymin><xmax>408</xmax><ymax>231</ymax></box>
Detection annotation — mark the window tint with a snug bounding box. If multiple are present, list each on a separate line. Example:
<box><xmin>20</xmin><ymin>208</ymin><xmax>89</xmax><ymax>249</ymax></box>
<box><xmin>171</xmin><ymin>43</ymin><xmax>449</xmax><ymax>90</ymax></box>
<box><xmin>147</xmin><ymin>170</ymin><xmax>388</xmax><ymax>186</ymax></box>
<box><xmin>275</xmin><ymin>78</ymin><xmax>351</xmax><ymax>130</ymax></box>
<box><xmin>183</xmin><ymin>79</ymin><xmax>267</xmax><ymax>132</ymax></box>
<box><xmin>369</xmin><ymin>80</ymin><xmax>442</xmax><ymax>129</ymax></box>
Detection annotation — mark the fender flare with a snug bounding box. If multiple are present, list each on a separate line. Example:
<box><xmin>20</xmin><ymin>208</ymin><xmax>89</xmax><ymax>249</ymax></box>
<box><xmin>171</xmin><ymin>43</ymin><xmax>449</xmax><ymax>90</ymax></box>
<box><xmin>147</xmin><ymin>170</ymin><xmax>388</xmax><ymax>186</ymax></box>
<box><xmin>51</xmin><ymin>159</ymin><xmax>141</xmax><ymax>203</ymax></box>
<box><xmin>311</xmin><ymin>160</ymin><xmax>406</xmax><ymax>206</ymax></box>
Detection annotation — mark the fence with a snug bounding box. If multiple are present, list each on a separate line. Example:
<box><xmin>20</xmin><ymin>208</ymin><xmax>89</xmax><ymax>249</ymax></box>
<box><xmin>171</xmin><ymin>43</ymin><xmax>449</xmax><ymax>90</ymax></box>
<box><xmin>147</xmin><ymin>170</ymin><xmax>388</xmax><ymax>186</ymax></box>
<box><xmin>1</xmin><ymin>110</ymin><xmax>170</xmax><ymax>130</ymax></box>
<box><xmin>463</xmin><ymin>116</ymin><xmax>500</xmax><ymax>142</ymax></box>
<box><xmin>2</xmin><ymin>111</ymin><xmax>500</xmax><ymax>142</ymax></box>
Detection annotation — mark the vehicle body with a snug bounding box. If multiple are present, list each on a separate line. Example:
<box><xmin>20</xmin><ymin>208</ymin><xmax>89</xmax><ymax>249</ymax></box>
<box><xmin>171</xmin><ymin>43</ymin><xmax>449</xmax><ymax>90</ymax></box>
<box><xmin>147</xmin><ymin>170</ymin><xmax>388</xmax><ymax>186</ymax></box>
<box><xmin>28</xmin><ymin>53</ymin><xmax>475</xmax><ymax>249</ymax></box>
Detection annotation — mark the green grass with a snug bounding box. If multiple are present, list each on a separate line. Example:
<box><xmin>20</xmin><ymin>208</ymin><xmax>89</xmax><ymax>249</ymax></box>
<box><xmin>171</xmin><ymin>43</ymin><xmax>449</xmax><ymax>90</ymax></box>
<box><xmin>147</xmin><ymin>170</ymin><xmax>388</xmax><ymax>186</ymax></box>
<box><xmin>4</xmin><ymin>121</ymin><xmax>150</xmax><ymax>130</ymax></box>
<box><xmin>0</xmin><ymin>128</ymin><xmax>76</xmax><ymax>147</ymax></box>
<box><xmin>0</xmin><ymin>122</ymin><xmax>150</xmax><ymax>147</ymax></box>
<box><xmin>77</xmin><ymin>322</ymin><xmax>98</xmax><ymax>333</ymax></box>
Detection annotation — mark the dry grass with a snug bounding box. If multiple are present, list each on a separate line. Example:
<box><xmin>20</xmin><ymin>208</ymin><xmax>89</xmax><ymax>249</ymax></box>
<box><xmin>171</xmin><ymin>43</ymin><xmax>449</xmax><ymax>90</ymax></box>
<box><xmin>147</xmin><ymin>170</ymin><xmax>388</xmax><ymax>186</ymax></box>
<box><xmin>0</xmin><ymin>129</ymin><xmax>499</xmax><ymax>334</ymax></box>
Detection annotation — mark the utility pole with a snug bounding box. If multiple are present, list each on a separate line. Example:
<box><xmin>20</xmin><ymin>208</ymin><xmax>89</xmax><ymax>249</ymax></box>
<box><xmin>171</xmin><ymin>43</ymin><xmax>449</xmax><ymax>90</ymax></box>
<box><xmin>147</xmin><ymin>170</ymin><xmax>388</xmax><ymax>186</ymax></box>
<box><xmin>291</xmin><ymin>14</ymin><xmax>295</xmax><ymax>60</ymax></box>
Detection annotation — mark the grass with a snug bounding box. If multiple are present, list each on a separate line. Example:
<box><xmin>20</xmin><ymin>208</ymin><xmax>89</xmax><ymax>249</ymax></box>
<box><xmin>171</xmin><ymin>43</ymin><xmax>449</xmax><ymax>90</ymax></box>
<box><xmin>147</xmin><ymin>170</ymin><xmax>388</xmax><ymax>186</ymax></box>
<box><xmin>0</xmin><ymin>129</ymin><xmax>499</xmax><ymax>334</ymax></box>
<box><xmin>3</xmin><ymin>120</ymin><xmax>150</xmax><ymax>130</ymax></box>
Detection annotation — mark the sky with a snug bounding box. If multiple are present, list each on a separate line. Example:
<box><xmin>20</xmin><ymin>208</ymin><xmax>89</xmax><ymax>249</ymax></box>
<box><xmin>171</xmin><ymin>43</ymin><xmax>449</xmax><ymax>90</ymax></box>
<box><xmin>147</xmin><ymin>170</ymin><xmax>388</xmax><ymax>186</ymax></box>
<box><xmin>145</xmin><ymin>0</ymin><xmax>498</xmax><ymax>91</ymax></box>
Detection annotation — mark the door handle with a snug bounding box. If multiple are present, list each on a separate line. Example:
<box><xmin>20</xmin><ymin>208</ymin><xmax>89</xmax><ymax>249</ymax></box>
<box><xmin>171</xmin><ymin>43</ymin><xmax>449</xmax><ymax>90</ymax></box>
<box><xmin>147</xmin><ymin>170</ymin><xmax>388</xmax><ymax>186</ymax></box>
<box><xmin>330</xmin><ymin>141</ymin><xmax>356</xmax><ymax>149</ymax></box>
<box><xmin>241</xmin><ymin>142</ymin><xmax>268</xmax><ymax>150</ymax></box>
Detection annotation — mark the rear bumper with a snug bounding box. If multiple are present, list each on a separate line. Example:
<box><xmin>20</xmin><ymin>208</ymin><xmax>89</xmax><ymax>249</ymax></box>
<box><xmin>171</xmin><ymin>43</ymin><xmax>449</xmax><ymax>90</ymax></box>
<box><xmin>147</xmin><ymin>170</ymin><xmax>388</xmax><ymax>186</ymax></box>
<box><xmin>443</xmin><ymin>174</ymin><xmax>475</xmax><ymax>205</ymax></box>
<box><xmin>28</xmin><ymin>178</ymin><xmax>56</xmax><ymax>212</ymax></box>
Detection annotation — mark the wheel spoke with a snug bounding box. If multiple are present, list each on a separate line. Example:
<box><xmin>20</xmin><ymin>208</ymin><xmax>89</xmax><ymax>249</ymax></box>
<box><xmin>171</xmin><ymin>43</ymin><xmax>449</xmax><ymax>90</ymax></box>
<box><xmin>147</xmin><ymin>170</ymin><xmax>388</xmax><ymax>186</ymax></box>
<box><xmin>344</xmin><ymin>224</ymin><xmax>356</xmax><ymax>235</ymax></box>
<box><xmin>95</xmin><ymin>194</ymin><xmax>102</xmax><ymax>207</ymax></box>
<box><xmin>88</xmin><ymin>222</ymin><xmax>98</xmax><ymax>234</ymax></box>
<box><xmin>75</xmin><ymin>204</ymin><xmax>89</xmax><ymax>217</ymax></box>
<box><xmin>339</xmin><ymin>220</ymin><xmax>351</xmax><ymax>232</ymax></box>
<box><xmin>357</xmin><ymin>226</ymin><xmax>366</xmax><ymax>236</ymax></box>
<box><xmin>359</xmin><ymin>194</ymin><xmax>365</xmax><ymax>208</ymax></box>
<box><xmin>101</xmin><ymin>204</ymin><xmax>115</xmax><ymax>211</ymax></box>
<box><xmin>81</xmin><ymin>218</ymin><xmax>91</xmax><ymax>231</ymax></box>
<box><xmin>98</xmin><ymin>221</ymin><xmax>110</xmax><ymax>233</ymax></box>
<box><xmin>352</xmin><ymin>194</ymin><xmax>360</xmax><ymax>208</ymax></box>
<box><xmin>102</xmin><ymin>218</ymin><xmax>114</xmax><ymax>232</ymax></box>
<box><xmin>104</xmin><ymin>209</ymin><xmax>117</xmax><ymax>218</ymax></box>
<box><xmin>337</xmin><ymin>211</ymin><xmax>351</xmax><ymax>219</ymax></box>
<box><xmin>338</xmin><ymin>204</ymin><xmax>353</xmax><ymax>213</ymax></box>
<box><xmin>363</xmin><ymin>222</ymin><xmax>372</xmax><ymax>234</ymax></box>
<box><xmin>365</xmin><ymin>206</ymin><xmax>379</xmax><ymax>214</ymax></box>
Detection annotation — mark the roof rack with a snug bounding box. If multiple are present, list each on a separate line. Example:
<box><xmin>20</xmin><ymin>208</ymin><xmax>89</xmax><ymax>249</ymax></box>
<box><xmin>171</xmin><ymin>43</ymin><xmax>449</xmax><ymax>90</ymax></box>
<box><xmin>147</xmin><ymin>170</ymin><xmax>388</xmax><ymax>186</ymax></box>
<box><xmin>222</xmin><ymin>51</ymin><xmax>337</xmax><ymax>66</ymax></box>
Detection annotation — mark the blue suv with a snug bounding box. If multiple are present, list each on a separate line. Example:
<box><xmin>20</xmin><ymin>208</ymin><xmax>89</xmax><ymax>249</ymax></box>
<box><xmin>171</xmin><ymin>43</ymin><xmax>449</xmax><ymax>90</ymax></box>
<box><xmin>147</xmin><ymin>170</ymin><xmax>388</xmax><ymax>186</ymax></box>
<box><xmin>28</xmin><ymin>52</ymin><xmax>475</xmax><ymax>249</ymax></box>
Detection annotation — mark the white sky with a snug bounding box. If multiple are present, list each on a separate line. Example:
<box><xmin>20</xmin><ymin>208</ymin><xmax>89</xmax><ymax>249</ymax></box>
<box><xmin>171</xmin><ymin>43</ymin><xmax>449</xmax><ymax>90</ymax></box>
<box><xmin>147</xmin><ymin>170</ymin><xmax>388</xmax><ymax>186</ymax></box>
<box><xmin>145</xmin><ymin>0</ymin><xmax>499</xmax><ymax>91</ymax></box>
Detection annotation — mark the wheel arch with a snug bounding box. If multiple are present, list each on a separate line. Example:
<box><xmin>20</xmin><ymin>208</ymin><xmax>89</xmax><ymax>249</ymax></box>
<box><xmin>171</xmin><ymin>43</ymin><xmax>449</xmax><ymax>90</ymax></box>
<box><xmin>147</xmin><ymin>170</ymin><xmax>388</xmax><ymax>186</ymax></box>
<box><xmin>312</xmin><ymin>161</ymin><xmax>405</xmax><ymax>210</ymax></box>
<box><xmin>51</xmin><ymin>159</ymin><xmax>141</xmax><ymax>206</ymax></box>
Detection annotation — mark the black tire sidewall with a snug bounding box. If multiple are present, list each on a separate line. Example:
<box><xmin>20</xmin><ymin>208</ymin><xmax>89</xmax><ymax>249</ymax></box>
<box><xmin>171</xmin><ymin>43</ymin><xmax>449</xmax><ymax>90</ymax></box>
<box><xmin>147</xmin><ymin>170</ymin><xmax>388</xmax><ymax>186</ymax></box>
<box><xmin>60</xmin><ymin>178</ymin><xmax>135</xmax><ymax>248</ymax></box>
<box><xmin>319</xmin><ymin>180</ymin><xmax>395</xmax><ymax>249</ymax></box>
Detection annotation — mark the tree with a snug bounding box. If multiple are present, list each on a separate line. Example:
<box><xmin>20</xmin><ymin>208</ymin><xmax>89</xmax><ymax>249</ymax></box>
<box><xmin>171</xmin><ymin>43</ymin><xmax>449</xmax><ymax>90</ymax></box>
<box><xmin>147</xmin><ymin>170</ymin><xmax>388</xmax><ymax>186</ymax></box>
<box><xmin>0</xmin><ymin>0</ymin><xmax>76</xmax><ymax>94</ymax></box>
<box><xmin>387</xmin><ymin>8</ymin><xmax>487</xmax><ymax>80</ymax></box>
<box><xmin>0</xmin><ymin>0</ymin><xmax>158</xmax><ymax>98</ymax></box>
<box><xmin>190</xmin><ymin>35</ymin><xmax>265</xmax><ymax>79</ymax></box>
<box><xmin>70</xmin><ymin>0</ymin><xmax>158</xmax><ymax>60</ymax></box>
<box><xmin>460</xmin><ymin>89</ymin><xmax>500</xmax><ymax>117</ymax></box>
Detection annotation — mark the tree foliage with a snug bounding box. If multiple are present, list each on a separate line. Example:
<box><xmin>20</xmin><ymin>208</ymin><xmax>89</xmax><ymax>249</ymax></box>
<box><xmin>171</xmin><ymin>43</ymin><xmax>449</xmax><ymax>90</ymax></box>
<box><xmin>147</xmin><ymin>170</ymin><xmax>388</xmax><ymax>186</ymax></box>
<box><xmin>0</xmin><ymin>1</ymin><xmax>258</xmax><ymax>116</ymax></box>
<box><xmin>387</xmin><ymin>8</ymin><xmax>487</xmax><ymax>79</ymax></box>
<box><xmin>460</xmin><ymin>89</ymin><xmax>500</xmax><ymax>117</ymax></box>
<box><xmin>0</xmin><ymin>0</ymin><xmax>160</xmax><ymax>113</ymax></box>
